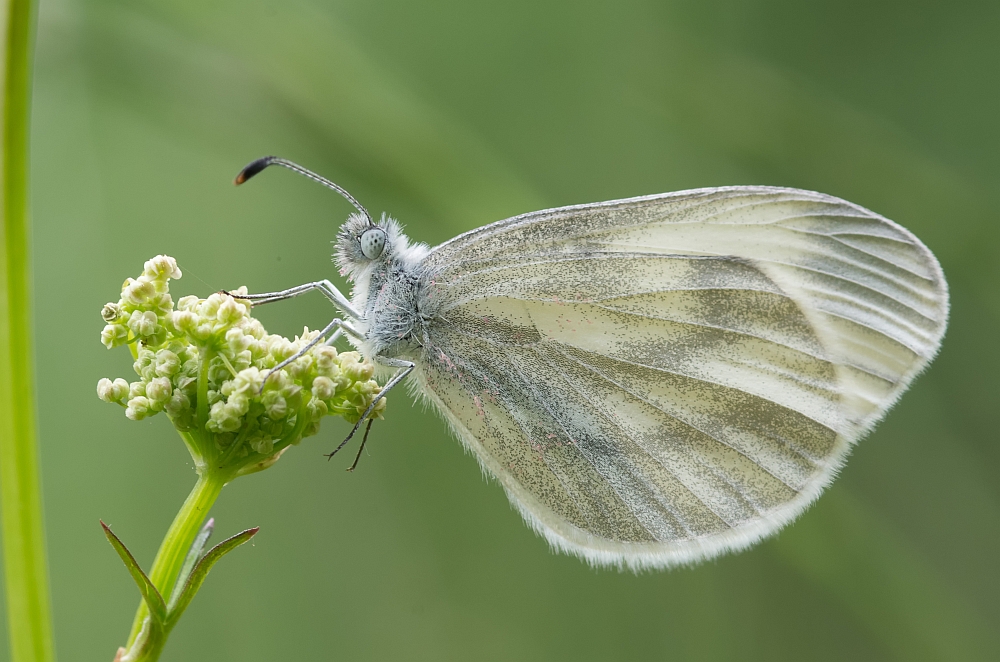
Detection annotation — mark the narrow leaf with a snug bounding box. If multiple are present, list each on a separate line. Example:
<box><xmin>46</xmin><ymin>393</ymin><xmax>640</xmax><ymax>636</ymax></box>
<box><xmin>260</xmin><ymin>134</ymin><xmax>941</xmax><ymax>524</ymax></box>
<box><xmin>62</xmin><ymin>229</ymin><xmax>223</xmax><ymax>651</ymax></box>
<box><xmin>166</xmin><ymin>517</ymin><xmax>214</xmax><ymax>612</ymax></box>
<box><xmin>166</xmin><ymin>527</ymin><xmax>258</xmax><ymax>628</ymax></box>
<box><xmin>101</xmin><ymin>521</ymin><xmax>167</xmax><ymax>624</ymax></box>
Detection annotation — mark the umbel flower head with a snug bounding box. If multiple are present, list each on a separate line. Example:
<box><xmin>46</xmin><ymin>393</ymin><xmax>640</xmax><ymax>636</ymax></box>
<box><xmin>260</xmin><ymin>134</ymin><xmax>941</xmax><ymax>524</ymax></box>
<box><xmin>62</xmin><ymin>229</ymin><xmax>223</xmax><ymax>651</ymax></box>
<box><xmin>98</xmin><ymin>255</ymin><xmax>385</xmax><ymax>474</ymax></box>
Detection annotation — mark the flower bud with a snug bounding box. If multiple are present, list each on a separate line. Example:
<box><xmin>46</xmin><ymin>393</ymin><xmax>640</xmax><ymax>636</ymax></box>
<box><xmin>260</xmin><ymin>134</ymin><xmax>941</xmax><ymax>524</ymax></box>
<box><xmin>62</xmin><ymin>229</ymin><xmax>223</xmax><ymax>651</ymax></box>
<box><xmin>101</xmin><ymin>324</ymin><xmax>128</xmax><ymax>349</ymax></box>
<box><xmin>330</xmin><ymin>372</ymin><xmax>350</xmax><ymax>393</ymax></box>
<box><xmin>312</xmin><ymin>376</ymin><xmax>335</xmax><ymax>400</ymax></box>
<box><xmin>193</xmin><ymin>323</ymin><xmax>213</xmax><ymax>342</ymax></box>
<box><xmin>233</xmin><ymin>350</ymin><xmax>252</xmax><ymax>372</ymax></box>
<box><xmin>283</xmin><ymin>386</ymin><xmax>303</xmax><ymax>414</ymax></box>
<box><xmin>262</xmin><ymin>390</ymin><xmax>287</xmax><ymax>420</ymax></box>
<box><xmin>279</xmin><ymin>382</ymin><xmax>302</xmax><ymax>402</ymax></box>
<box><xmin>262</xmin><ymin>369</ymin><xmax>291</xmax><ymax>392</ymax></box>
<box><xmin>208</xmin><ymin>359</ymin><xmax>231</xmax><ymax>385</ymax></box>
<box><xmin>217</xmin><ymin>297</ymin><xmax>243</xmax><ymax>325</ymax></box>
<box><xmin>150</xmin><ymin>292</ymin><xmax>174</xmax><ymax>315</ymax></box>
<box><xmin>342</xmin><ymin>354</ymin><xmax>374</xmax><ymax>381</ymax></box>
<box><xmin>313</xmin><ymin>346</ymin><xmax>339</xmax><ymax>375</ymax></box>
<box><xmin>165</xmin><ymin>391</ymin><xmax>190</xmax><ymax>417</ymax></box>
<box><xmin>101</xmin><ymin>302</ymin><xmax>122</xmax><ymax>323</ymax></box>
<box><xmin>133</xmin><ymin>349</ymin><xmax>156</xmax><ymax>380</ymax></box>
<box><xmin>128</xmin><ymin>310</ymin><xmax>159</xmax><ymax>338</ymax></box>
<box><xmin>226</xmin><ymin>328</ymin><xmax>252</xmax><ymax>354</ymax></box>
<box><xmin>371</xmin><ymin>396</ymin><xmax>387</xmax><ymax>417</ymax></box>
<box><xmin>208</xmin><ymin>400</ymin><xmax>242</xmax><ymax>432</ymax></box>
<box><xmin>298</xmin><ymin>328</ymin><xmax>322</xmax><ymax>343</ymax></box>
<box><xmin>269</xmin><ymin>337</ymin><xmax>295</xmax><ymax>362</ymax></box>
<box><xmin>307</xmin><ymin>397</ymin><xmax>328</xmax><ymax>421</ymax></box>
<box><xmin>128</xmin><ymin>381</ymin><xmax>146</xmax><ymax>399</ymax></box>
<box><xmin>143</xmin><ymin>255</ymin><xmax>182</xmax><ymax>281</ymax></box>
<box><xmin>122</xmin><ymin>278</ymin><xmax>155</xmax><ymax>306</ymax></box>
<box><xmin>146</xmin><ymin>377</ymin><xmax>172</xmax><ymax>404</ymax></box>
<box><xmin>244</xmin><ymin>318</ymin><xmax>267</xmax><ymax>340</ymax></box>
<box><xmin>97</xmin><ymin>377</ymin><xmax>129</xmax><ymax>403</ymax></box>
<box><xmin>285</xmin><ymin>354</ymin><xmax>313</xmax><ymax>380</ymax></box>
<box><xmin>125</xmin><ymin>396</ymin><xmax>152</xmax><ymax>420</ymax></box>
<box><xmin>249</xmin><ymin>437</ymin><xmax>274</xmax><ymax>454</ymax></box>
<box><xmin>170</xmin><ymin>310</ymin><xmax>197</xmax><ymax>334</ymax></box>
<box><xmin>231</xmin><ymin>367</ymin><xmax>264</xmax><ymax>395</ymax></box>
<box><xmin>177</xmin><ymin>295</ymin><xmax>199</xmax><ymax>312</ymax></box>
<box><xmin>154</xmin><ymin>349</ymin><xmax>180</xmax><ymax>376</ymax></box>
<box><xmin>226</xmin><ymin>393</ymin><xmax>250</xmax><ymax>417</ymax></box>
<box><xmin>146</xmin><ymin>325</ymin><xmax>168</xmax><ymax>348</ymax></box>
<box><xmin>199</xmin><ymin>294</ymin><xmax>222</xmax><ymax>320</ymax></box>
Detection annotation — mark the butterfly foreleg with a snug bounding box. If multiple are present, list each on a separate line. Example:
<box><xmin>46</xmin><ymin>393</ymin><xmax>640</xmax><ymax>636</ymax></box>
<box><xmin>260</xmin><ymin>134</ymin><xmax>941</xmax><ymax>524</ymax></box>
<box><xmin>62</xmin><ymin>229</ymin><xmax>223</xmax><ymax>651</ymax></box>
<box><xmin>227</xmin><ymin>279</ymin><xmax>361</xmax><ymax>319</ymax></box>
<box><xmin>325</xmin><ymin>356</ymin><xmax>414</xmax><ymax>461</ymax></box>
<box><xmin>259</xmin><ymin>317</ymin><xmax>364</xmax><ymax>393</ymax></box>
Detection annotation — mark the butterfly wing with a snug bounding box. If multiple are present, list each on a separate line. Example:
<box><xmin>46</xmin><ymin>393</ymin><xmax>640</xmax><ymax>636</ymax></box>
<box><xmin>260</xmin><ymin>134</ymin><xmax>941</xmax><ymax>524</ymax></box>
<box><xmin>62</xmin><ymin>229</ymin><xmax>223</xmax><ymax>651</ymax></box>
<box><xmin>412</xmin><ymin>186</ymin><xmax>947</xmax><ymax>569</ymax></box>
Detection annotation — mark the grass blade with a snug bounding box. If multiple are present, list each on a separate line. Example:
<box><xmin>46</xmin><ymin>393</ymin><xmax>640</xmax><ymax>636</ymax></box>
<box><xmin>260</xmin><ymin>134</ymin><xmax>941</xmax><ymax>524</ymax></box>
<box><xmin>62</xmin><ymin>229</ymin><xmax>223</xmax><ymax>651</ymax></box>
<box><xmin>0</xmin><ymin>0</ymin><xmax>56</xmax><ymax>660</ymax></box>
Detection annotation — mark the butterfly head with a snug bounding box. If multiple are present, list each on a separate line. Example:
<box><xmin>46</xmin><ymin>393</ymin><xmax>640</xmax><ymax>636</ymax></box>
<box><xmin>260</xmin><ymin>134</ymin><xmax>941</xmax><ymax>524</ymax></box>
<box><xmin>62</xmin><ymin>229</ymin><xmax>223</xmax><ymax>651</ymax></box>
<box><xmin>335</xmin><ymin>212</ymin><xmax>411</xmax><ymax>279</ymax></box>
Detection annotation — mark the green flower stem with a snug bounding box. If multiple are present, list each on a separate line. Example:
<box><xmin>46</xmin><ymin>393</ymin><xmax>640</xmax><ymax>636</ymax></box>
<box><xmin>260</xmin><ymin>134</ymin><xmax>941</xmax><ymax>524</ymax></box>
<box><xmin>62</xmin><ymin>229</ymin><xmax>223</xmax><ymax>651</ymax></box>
<box><xmin>195</xmin><ymin>348</ymin><xmax>210</xmax><ymax>429</ymax></box>
<box><xmin>0</xmin><ymin>0</ymin><xmax>57</xmax><ymax>660</ymax></box>
<box><xmin>125</xmin><ymin>469</ymin><xmax>228</xmax><ymax>648</ymax></box>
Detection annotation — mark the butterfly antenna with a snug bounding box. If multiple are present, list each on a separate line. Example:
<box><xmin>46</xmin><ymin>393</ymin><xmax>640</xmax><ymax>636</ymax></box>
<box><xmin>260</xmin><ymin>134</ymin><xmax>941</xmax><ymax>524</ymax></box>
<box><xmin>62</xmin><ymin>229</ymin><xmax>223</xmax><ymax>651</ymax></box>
<box><xmin>234</xmin><ymin>156</ymin><xmax>373</xmax><ymax>226</ymax></box>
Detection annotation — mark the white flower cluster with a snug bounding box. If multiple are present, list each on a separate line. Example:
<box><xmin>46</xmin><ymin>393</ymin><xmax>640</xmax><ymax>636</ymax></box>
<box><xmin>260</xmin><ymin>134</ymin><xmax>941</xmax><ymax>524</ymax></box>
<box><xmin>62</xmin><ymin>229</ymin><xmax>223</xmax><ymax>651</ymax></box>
<box><xmin>98</xmin><ymin>256</ymin><xmax>385</xmax><ymax>462</ymax></box>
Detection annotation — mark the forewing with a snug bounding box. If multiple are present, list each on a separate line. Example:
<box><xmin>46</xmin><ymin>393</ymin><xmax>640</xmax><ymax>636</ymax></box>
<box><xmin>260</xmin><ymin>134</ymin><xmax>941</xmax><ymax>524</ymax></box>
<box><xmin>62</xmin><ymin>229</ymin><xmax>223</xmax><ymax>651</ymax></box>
<box><xmin>414</xmin><ymin>187</ymin><xmax>947</xmax><ymax>568</ymax></box>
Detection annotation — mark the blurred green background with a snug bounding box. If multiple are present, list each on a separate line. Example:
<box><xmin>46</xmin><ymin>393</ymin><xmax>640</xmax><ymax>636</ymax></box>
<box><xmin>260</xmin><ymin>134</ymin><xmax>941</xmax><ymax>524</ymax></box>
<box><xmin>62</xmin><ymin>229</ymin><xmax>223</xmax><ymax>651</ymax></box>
<box><xmin>7</xmin><ymin>0</ymin><xmax>1000</xmax><ymax>659</ymax></box>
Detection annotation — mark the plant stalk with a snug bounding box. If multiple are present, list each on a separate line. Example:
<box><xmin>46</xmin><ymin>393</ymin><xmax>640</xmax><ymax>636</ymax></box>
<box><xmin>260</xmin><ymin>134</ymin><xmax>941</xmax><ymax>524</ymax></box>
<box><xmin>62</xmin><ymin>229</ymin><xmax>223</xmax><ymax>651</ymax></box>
<box><xmin>0</xmin><ymin>0</ymin><xmax>55</xmax><ymax>660</ymax></box>
<box><xmin>125</xmin><ymin>469</ymin><xmax>227</xmax><ymax>649</ymax></box>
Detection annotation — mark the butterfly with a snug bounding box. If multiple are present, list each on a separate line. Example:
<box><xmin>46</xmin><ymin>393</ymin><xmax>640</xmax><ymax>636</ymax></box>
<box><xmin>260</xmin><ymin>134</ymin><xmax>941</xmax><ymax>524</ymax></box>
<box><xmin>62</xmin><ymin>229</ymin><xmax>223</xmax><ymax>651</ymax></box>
<box><xmin>234</xmin><ymin>156</ymin><xmax>948</xmax><ymax>570</ymax></box>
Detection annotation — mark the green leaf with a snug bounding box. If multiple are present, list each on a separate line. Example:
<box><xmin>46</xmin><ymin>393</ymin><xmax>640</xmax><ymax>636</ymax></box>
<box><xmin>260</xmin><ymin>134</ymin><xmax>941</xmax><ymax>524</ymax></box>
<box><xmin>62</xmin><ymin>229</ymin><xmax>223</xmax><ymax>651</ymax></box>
<box><xmin>166</xmin><ymin>517</ymin><xmax>214</xmax><ymax>613</ymax></box>
<box><xmin>101</xmin><ymin>521</ymin><xmax>167</xmax><ymax>625</ymax></box>
<box><xmin>166</xmin><ymin>527</ymin><xmax>258</xmax><ymax>628</ymax></box>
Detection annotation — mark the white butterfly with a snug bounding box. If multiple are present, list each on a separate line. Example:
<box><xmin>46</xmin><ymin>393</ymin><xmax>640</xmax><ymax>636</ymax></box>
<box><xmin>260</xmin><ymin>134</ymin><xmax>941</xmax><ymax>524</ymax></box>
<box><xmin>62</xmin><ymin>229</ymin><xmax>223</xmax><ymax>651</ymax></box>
<box><xmin>235</xmin><ymin>157</ymin><xmax>948</xmax><ymax>570</ymax></box>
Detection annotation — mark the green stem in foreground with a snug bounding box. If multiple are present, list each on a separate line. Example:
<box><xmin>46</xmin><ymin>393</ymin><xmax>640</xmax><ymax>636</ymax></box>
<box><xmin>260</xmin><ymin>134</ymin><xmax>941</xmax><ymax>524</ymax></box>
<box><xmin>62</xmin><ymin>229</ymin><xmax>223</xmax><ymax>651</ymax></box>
<box><xmin>0</xmin><ymin>1</ymin><xmax>56</xmax><ymax>661</ymax></box>
<box><xmin>125</xmin><ymin>469</ymin><xmax>228</xmax><ymax>649</ymax></box>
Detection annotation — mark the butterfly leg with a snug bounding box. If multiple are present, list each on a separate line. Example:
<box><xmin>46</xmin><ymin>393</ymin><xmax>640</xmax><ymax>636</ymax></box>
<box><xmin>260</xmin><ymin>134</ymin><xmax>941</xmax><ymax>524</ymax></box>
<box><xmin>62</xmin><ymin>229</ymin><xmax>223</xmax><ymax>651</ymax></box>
<box><xmin>346</xmin><ymin>418</ymin><xmax>375</xmax><ymax>472</ymax></box>
<box><xmin>326</xmin><ymin>357</ymin><xmax>414</xmax><ymax>460</ymax></box>
<box><xmin>324</xmin><ymin>327</ymin><xmax>343</xmax><ymax>346</ymax></box>
<box><xmin>225</xmin><ymin>279</ymin><xmax>361</xmax><ymax>319</ymax></box>
<box><xmin>259</xmin><ymin>317</ymin><xmax>364</xmax><ymax>393</ymax></box>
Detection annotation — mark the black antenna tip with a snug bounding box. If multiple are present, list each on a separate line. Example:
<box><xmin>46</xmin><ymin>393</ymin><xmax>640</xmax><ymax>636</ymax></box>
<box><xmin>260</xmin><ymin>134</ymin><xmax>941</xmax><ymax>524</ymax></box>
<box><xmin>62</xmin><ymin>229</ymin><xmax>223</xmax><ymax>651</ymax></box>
<box><xmin>234</xmin><ymin>156</ymin><xmax>276</xmax><ymax>185</ymax></box>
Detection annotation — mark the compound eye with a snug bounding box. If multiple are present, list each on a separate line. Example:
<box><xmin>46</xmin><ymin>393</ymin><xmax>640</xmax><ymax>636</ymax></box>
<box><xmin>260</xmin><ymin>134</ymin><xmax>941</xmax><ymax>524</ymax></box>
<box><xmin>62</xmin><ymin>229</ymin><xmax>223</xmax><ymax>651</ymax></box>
<box><xmin>359</xmin><ymin>227</ymin><xmax>387</xmax><ymax>260</ymax></box>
